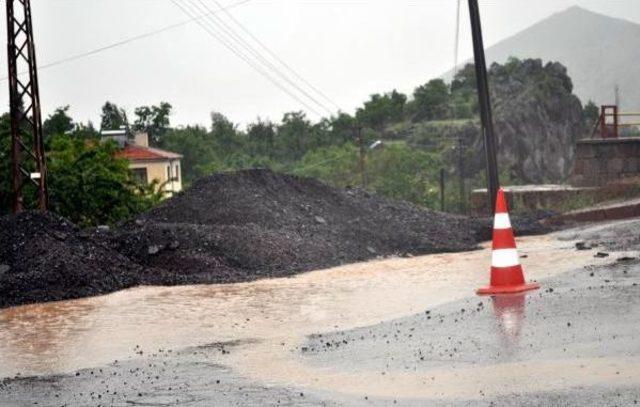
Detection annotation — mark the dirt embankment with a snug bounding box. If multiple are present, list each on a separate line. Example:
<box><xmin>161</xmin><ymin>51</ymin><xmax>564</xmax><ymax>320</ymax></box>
<box><xmin>0</xmin><ymin>169</ymin><xmax>547</xmax><ymax>308</ymax></box>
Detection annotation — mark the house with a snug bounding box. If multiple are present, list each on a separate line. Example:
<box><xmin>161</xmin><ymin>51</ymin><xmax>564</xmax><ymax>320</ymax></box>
<box><xmin>102</xmin><ymin>129</ymin><xmax>183</xmax><ymax>197</ymax></box>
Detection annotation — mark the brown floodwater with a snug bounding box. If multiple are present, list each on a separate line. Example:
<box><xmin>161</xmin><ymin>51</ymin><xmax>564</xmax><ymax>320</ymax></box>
<box><xmin>0</xmin><ymin>233</ymin><xmax>620</xmax><ymax>398</ymax></box>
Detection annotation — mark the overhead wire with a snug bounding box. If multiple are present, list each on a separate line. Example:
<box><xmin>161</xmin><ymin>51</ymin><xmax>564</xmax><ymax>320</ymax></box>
<box><xmin>0</xmin><ymin>0</ymin><xmax>253</xmax><ymax>83</ymax></box>
<box><xmin>195</xmin><ymin>0</ymin><xmax>335</xmax><ymax>115</ymax></box>
<box><xmin>2</xmin><ymin>0</ymin><xmax>339</xmax><ymax>119</ymax></box>
<box><xmin>187</xmin><ymin>0</ymin><xmax>335</xmax><ymax>116</ymax></box>
<box><xmin>209</xmin><ymin>0</ymin><xmax>342</xmax><ymax>112</ymax></box>
<box><xmin>171</xmin><ymin>0</ymin><xmax>324</xmax><ymax>117</ymax></box>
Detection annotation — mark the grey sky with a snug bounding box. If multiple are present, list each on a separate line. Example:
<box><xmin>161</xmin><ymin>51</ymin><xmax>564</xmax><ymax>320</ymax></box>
<box><xmin>2</xmin><ymin>0</ymin><xmax>639</xmax><ymax>128</ymax></box>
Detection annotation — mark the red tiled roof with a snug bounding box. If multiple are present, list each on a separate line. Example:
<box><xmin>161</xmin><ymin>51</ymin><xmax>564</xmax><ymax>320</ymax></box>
<box><xmin>115</xmin><ymin>144</ymin><xmax>182</xmax><ymax>161</ymax></box>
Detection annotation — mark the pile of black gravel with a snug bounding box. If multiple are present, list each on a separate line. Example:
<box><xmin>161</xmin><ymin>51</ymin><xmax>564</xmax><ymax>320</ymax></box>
<box><xmin>108</xmin><ymin>169</ymin><xmax>484</xmax><ymax>282</ymax></box>
<box><xmin>0</xmin><ymin>211</ymin><xmax>165</xmax><ymax>308</ymax></box>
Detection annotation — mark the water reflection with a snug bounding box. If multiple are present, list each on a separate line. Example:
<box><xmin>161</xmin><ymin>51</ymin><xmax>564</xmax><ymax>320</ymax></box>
<box><xmin>491</xmin><ymin>293</ymin><xmax>526</xmax><ymax>350</ymax></box>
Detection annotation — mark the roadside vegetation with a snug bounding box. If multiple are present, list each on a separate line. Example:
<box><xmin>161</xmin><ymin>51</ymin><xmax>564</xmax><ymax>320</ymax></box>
<box><xmin>0</xmin><ymin>58</ymin><xmax>600</xmax><ymax>225</ymax></box>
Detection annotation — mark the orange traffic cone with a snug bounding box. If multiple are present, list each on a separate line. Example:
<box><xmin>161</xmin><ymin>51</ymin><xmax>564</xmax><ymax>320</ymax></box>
<box><xmin>477</xmin><ymin>188</ymin><xmax>540</xmax><ymax>295</ymax></box>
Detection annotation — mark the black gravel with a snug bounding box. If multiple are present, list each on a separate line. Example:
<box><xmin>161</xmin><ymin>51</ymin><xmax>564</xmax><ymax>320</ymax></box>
<box><xmin>108</xmin><ymin>169</ymin><xmax>483</xmax><ymax>281</ymax></box>
<box><xmin>0</xmin><ymin>211</ymin><xmax>170</xmax><ymax>308</ymax></box>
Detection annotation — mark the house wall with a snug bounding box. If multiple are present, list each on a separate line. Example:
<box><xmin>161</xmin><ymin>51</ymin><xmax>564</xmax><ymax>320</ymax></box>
<box><xmin>130</xmin><ymin>159</ymin><xmax>182</xmax><ymax>196</ymax></box>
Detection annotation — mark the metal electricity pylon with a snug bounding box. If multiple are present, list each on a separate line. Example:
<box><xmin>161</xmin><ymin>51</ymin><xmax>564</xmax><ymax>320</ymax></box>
<box><xmin>6</xmin><ymin>0</ymin><xmax>48</xmax><ymax>212</ymax></box>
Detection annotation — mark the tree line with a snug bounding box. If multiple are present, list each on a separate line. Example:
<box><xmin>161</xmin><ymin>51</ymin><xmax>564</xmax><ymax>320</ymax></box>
<box><xmin>0</xmin><ymin>58</ymin><xmax>601</xmax><ymax>225</ymax></box>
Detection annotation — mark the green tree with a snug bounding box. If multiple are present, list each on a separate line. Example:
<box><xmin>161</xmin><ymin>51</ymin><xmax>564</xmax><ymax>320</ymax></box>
<box><xmin>246</xmin><ymin>118</ymin><xmax>276</xmax><ymax>157</ymax></box>
<box><xmin>69</xmin><ymin>121</ymin><xmax>100</xmax><ymax>140</ymax></box>
<box><xmin>161</xmin><ymin>125</ymin><xmax>214</xmax><ymax>184</ymax></box>
<box><xmin>367</xmin><ymin>143</ymin><xmax>441</xmax><ymax>208</ymax></box>
<box><xmin>327</xmin><ymin>112</ymin><xmax>356</xmax><ymax>145</ymax></box>
<box><xmin>276</xmin><ymin>111</ymin><xmax>313</xmax><ymax>161</ymax></box>
<box><xmin>132</xmin><ymin>102</ymin><xmax>172</xmax><ymax>145</ymax></box>
<box><xmin>47</xmin><ymin>135</ymin><xmax>157</xmax><ymax>226</ymax></box>
<box><xmin>356</xmin><ymin>90</ymin><xmax>407</xmax><ymax>130</ymax></box>
<box><xmin>411</xmin><ymin>79</ymin><xmax>451</xmax><ymax>121</ymax></box>
<box><xmin>43</xmin><ymin>106</ymin><xmax>74</xmax><ymax>137</ymax></box>
<box><xmin>294</xmin><ymin>143</ymin><xmax>359</xmax><ymax>187</ymax></box>
<box><xmin>210</xmin><ymin>112</ymin><xmax>242</xmax><ymax>154</ymax></box>
<box><xmin>292</xmin><ymin>141</ymin><xmax>442</xmax><ymax>209</ymax></box>
<box><xmin>100</xmin><ymin>101</ymin><xmax>128</xmax><ymax>131</ymax></box>
<box><xmin>451</xmin><ymin>63</ymin><xmax>477</xmax><ymax>95</ymax></box>
<box><xmin>583</xmin><ymin>100</ymin><xmax>599</xmax><ymax>126</ymax></box>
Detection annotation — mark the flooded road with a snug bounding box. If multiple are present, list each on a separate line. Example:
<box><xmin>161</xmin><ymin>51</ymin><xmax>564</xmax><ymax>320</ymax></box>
<box><xmin>0</xmin><ymin>232</ymin><xmax>613</xmax><ymax>384</ymax></box>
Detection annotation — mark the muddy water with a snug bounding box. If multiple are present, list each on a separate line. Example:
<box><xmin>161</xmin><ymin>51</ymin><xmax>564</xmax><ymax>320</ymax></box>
<box><xmin>0</xmin><ymin>234</ymin><xmax>612</xmax><ymax>387</ymax></box>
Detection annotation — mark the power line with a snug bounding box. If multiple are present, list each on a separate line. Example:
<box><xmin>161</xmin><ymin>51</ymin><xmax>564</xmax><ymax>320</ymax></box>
<box><xmin>189</xmin><ymin>0</ymin><xmax>335</xmax><ymax>115</ymax></box>
<box><xmin>172</xmin><ymin>0</ymin><xmax>324</xmax><ymax>117</ymax></box>
<box><xmin>196</xmin><ymin>0</ymin><xmax>335</xmax><ymax>115</ymax></box>
<box><xmin>0</xmin><ymin>0</ymin><xmax>253</xmax><ymax>83</ymax></box>
<box><xmin>210</xmin><ymin>0</ymin><xmax>342</xmax><ymax>112</ymax></box>
<box><xmin>179</xmin><ymin>0</ymin><xmax>323</xmax><ymax>116</ymax></box>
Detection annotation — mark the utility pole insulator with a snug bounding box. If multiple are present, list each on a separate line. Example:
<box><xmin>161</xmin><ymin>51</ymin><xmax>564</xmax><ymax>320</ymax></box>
<box><xmin>6</xmin><ymin>0</ymin><xmax>48</xmax><ymax>213</ymax></box>
<box><xmin>468</xmin><ymin>0</ymin><xmax>499</xmax><ymax>214</ymax></box>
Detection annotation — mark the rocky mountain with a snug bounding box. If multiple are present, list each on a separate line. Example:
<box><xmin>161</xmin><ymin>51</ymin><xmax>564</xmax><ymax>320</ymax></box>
<box><xmin>412</xmin><ymin>58</ymin><xmax>585</xmax><ymax>183</ymax></box>
<box><xmin>478</xmin><ymin>6</ymin><xmax>640</xmax><ymax>111</ymax></box>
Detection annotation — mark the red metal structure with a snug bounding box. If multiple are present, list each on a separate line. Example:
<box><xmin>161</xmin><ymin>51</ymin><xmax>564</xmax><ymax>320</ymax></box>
<box><xmin>599</xmin><ymin>105</ymin><xmax>619</xmax><ymax>138</ymax></box>
<box><xmin>6</xmin><ymin>0</ymin><xmax>48</xmax><ymax>212</ymax></box>
<box><xmin>594</xmin><ymin>105</ymin><xmax>640</xmax><ymax>139</ymax></box>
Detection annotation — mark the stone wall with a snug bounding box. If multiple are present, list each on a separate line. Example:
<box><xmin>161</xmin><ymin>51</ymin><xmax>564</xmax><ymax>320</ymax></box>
<box><xmin>570</xmin><ymin>138</ymin><xmax>640</xmax><ymax>186</ymax></box>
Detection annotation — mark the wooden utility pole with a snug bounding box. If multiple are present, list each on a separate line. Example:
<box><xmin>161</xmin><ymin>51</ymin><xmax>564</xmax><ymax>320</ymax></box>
<box><xmin>457</xmin><ymin>135</ymin><xmax>466</xmax><ymax>214</ymax></box>
<box><xmin>468</xmin><ymin>0</ymin><xmax>499</xmax><ymax>214</ymax></box>
<box><xmin>354</xmin><ymin>125</ymin><xmax>366</xmax><ymax>188</ymax></box>
<box><xmin>439</xmin><ymin>168</ymin><xmax>445</xmax><ymax>212</ymax></box>
<box><xmin>6</xmin><ymin>0</ymin><xmax>48</xmax><ymax>212</ymax></box>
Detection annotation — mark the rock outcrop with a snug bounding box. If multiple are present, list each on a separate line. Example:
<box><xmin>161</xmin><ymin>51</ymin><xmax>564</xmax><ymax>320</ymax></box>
<box><xmin>488</xmin><ymin>59</ymin><xmax>585</xmax><ymax>183</ymax></box>
<box><xmin>410</xmin><ymin>59</ymin><xmax>585</xmax><ymax>184</ymax></box>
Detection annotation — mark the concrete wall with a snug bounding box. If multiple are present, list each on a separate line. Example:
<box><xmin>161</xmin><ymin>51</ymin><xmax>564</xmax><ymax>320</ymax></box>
<box><xmin>570</xmin><ymin>138</ymin><xmax>640</xmax><ymax>186</ymax></box>
<box><xmin>130</xmin><ymin>159</ymin><xmax>182</xmax><ymax>196</ymax></box>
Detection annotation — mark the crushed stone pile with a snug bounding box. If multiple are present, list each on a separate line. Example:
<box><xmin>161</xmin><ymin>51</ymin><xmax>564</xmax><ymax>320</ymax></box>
<box><xmin>0</xmin><ymin>211</ymin><xmax>166</xmax><ymax>308</ymax></box>
<box><xmin>110</xmin><ymin>169</ymin><xmax>484</xmax><ymax>283</ymax></box>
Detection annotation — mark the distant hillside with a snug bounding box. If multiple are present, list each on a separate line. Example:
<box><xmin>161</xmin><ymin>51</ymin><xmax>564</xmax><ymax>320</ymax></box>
<box><xmin>451</xmin><ymin>6</ymin><xmax>640</xmax><ymax>110</ymax></box>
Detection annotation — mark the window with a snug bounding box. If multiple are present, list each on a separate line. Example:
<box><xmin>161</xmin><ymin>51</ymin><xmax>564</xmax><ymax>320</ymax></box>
<box><xmin>174</xmin><ymin>164</ymin><xmax>180</xmax><ymax>181</ymax></box>
<box><xmin>132</xmin><ymin>168</ymin><xmax>148</xmax><ymax>185</ymax></box>
<box><xmin>167</xmin><ymin>165</ymin><xmax>171</xmax><ymax>181</ymax></box>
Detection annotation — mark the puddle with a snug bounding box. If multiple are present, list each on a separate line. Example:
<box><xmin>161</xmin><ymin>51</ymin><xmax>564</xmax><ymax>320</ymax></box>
<box><xmin>0</xmin><ymin>234</ymin><xmax>609</xmax><ymax>384</ymax></box>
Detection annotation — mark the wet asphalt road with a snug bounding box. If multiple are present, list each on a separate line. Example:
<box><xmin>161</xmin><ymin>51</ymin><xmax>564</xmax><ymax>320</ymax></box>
<box><xmin>0</xmin><ymin>342</ymin><xmax>345</xmax><ymax>406</ymax></box>
<box><xmin>299</xmin><ymin>260</ymin><xmax>640</xmax><ymax>405</ymax></box>
<box><xmin>3</xmin><ymin>259</ymin><xmax>639</xmax><ymax>406</ymax></box>
<box><xmin>2</xmin><ymin>221</ymin><xmax>640</xmax><ymax>406</ymax></box>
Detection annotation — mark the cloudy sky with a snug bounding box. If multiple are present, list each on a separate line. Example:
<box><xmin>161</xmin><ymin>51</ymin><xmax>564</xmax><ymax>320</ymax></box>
<box><xmin>1</xmin><ymin>0</ymin><xmax>639</xmax><ymax>128</ymax></box>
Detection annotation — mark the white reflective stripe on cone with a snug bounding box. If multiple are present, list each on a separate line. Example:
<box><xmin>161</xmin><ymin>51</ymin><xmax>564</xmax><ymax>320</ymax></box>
<box><xmin>492</xmin><ymin>248</ymin><xmax>520</xmax><ymax>268</ymax></box>
<box><xmin>493</xmin><ymin>213</ymin><xmax>511</xmax><ymax>229</ymax></box>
